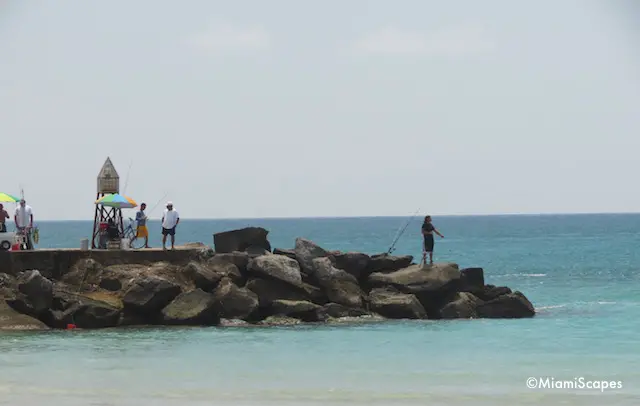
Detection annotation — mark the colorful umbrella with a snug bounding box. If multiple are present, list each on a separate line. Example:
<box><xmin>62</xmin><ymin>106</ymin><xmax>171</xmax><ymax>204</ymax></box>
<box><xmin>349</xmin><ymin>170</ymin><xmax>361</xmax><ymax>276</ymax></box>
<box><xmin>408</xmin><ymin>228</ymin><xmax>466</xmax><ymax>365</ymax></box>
<box><xmin>0</xmin><ymin>192</ymin><xmax>20</xmax><ymax>203</ymax></box>
<box><xmin>95</xmin><ymin>193</ymin><xmax>138</xmax><ymax>209</ymax></box>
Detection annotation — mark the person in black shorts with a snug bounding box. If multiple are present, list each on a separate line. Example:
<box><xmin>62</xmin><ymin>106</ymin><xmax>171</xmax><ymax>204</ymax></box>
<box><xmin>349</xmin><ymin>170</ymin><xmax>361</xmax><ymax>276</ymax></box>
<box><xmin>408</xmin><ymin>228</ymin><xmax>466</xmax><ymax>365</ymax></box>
<box><xmin>421</xmin><ymin>215</ymin><xmax>444</xmax><ymax>265</ymax></box>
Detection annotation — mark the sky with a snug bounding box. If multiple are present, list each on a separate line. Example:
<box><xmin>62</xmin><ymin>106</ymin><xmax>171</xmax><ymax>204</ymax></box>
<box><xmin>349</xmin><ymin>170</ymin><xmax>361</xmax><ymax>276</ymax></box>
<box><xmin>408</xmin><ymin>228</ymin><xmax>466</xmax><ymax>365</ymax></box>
<box><xmin>1</xmin><ymin>0</ymin><xmax>639</xmax><ymax>220</ymax></box>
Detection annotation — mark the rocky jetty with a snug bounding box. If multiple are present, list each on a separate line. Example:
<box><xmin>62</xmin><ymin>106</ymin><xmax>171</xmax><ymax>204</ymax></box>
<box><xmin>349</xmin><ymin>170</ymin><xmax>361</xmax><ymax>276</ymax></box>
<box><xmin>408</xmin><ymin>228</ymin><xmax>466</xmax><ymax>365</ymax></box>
<box><xmin>0</xmin><ymin>227</ymin><xmax>535</xmax><ymax>330</ymax></box>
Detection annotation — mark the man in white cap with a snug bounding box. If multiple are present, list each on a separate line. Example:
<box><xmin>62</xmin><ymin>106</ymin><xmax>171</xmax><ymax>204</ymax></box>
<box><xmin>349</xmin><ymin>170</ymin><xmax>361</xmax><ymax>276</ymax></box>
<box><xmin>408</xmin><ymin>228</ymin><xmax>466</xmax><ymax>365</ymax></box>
<box><xmin>14</xmin><ymin>199</ymin><xmax>34</xmax><ymax>249</ymax></box>
<box><xmin>161</xmin><ymin>201</ymin><xmax>179</xmax><ymax>250</ymax></box>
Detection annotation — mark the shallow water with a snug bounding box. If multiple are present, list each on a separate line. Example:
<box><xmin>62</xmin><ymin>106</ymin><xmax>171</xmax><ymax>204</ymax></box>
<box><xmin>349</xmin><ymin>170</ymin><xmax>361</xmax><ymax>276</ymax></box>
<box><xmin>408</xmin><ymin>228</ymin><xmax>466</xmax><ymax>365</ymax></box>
<box><xmin>1</xmin><ymin>214</ymin><xmax>639</xmax><ymax>405</ymax></box>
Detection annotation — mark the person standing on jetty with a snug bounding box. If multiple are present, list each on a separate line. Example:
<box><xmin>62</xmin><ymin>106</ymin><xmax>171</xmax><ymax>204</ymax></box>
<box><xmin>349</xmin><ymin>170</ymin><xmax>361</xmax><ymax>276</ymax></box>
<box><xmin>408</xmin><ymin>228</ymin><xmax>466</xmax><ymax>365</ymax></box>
<box><xmin>421</xmin><ymin>215</ymin><xmax>444</xmax><ymax>265</ymax></box>
<box><xmin>161</xmin><ymin>201</ymin><xmax>179</xmax><ymax>250</ymax></box>
<box><xmin>14</xmin><ymin>199</ymin><xmax>34</xmax><ymax>249</ymax></box>
<box><xmin>0</xmin><ymin>204</ymin><xmax>9</xmax><ymax>232</ymax></box>
<box><xmin>132</xmin><ymin>202</ymin><xmax>150</xmax><ymax>248</ymax></box>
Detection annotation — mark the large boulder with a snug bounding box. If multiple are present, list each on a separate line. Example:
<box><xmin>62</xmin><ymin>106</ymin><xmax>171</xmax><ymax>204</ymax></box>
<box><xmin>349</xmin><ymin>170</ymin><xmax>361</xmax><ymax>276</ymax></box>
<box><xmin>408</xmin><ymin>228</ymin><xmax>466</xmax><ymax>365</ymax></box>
<box><xmin>212</xmin><ymin>278</ymin><xmax>259</xmax><ymax>320</ymax></box>
<box><xmin>122</xmin><ymin>276</ymin><xmax>182</xmax><ymax>317</ymax></box>
<box><xmin>183</xmin><ymin>261</ymin><xmax>223</xmax><ymax>291</ymax></box>
<box><xmin>439</xmin><ymin>292</ymin><xmax>483</xmax><ymax>319</ymax></box>
<box><xmin>460</xmin><ymin>268</ymin><xmax>484</xmax><ymax>289</ymax></box>
<box><xmin>368</xmin><ymin>288</ymin><xmax>427</xmax><ymax>319</ymax></box>
<box><xmin>0</xmin><ymin>302</ymin><xmax>48</xmax><ymax>330</ymax></box>
<box><xmin>206</xmin><ymin>257</ymin><xmax>244</xmax><ymax>286</ymax></box>
<box><xmin>331</xmin><ymin>252</ymin><xmax>371</xmax><ymax>280</ymax></box>
<box><xmin>368</xmin><ymin>263</ymin><xmax>461</xmax><ymax>316</ymax></box>
<box><xmin>245</xmin><ymin>277</ymin><xmax>326</xmax><ymax>307</ymax></box>
<box><xmin>312</xmin><ymin>257</ymin><xmax>364</xmax><ymax>309</ymax></box>
<box><xmin>0</xmin><ymin>272</ymin><xmax>16</xmax><ymax>299</ymax></box>
<box><xmin>472</xmin><ymin>285</ymin><xmax>512</xmax><ymax>301</ymax></box>
<box><xmin>161</xmin><ymin>289</ymin><xmax>220</xmax><ymax>325</ymax></box>
<box><xmin>211</xmin><ymin>252</ymin><xmax>250</xmax><ymax>274</ymax></box>
<box><xmin>294</xmin><ymin>238</ymin><xmax>330</xmax><ymax>279</ymax></box>
<box><xmin>269</xmin><ymin>299</ymin><xmax>321</xmax><ymax>321</ymax></box>
<box><xmin>246</xmin><ymin>255</ymin><xmax>303</xmax><ymax>287</ymax></box>
<box><xmin>7</xmin><ymin>270</ymin><xmax>54</xmax><ymax>318</ymax></box>
<box><xmin>213</xmin><ymin>227</ymin><xmax>271</xmax><ymax>254</ymax></box>
<box><xmin>45</xmin><ymin>289</ymin><xmax>121</xmax><ymax>329</ymax></box>
<box><xmin>476</xmin><ymin>292</ymin><xmax>535</xmax><ymax>318</ymax></box>
<box><xmin>365</xmin><ymin>254</ymin><xmax>414</xmax><ymax>275</ymax></box>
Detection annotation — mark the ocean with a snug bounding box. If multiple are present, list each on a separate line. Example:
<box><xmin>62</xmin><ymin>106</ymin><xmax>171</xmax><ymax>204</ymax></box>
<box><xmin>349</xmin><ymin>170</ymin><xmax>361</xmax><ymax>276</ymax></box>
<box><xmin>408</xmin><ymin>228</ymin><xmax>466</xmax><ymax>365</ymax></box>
<box><xmin>1</xmin><ymin>214</ymin><xmax>639</xmax><ymax>405</ymax></box>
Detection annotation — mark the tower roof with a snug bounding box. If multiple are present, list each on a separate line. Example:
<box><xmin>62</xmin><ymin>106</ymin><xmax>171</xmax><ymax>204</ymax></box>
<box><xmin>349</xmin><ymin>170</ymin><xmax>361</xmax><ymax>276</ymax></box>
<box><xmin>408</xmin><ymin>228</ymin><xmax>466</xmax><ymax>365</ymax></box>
<box><xmin>97</xmin><ymin>157</ymin><xmax>119</xmax><ymax>193</ymax></box>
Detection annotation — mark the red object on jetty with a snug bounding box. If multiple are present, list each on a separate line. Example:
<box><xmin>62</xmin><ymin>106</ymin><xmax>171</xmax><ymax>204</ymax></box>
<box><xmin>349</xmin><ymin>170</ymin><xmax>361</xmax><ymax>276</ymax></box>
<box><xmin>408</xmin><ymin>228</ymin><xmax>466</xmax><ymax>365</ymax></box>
<box><xmin>66</xmin><ymin>324</ymin><xmax>77</xmax><ymax>330</ymax></box>
<box><xmin>11</xmin><ymin>243</ymin><xmax>20</xmax><ymax>251</ymax></box>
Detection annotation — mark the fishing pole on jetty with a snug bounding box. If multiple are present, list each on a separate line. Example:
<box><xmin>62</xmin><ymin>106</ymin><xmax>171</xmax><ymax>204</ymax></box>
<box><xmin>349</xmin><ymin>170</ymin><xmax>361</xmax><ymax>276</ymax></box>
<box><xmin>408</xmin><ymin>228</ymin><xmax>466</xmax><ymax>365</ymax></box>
<box><xmin>385</xmin><ymin>208</ymin><xmax>420</xmax><ymax>255</ymax></box>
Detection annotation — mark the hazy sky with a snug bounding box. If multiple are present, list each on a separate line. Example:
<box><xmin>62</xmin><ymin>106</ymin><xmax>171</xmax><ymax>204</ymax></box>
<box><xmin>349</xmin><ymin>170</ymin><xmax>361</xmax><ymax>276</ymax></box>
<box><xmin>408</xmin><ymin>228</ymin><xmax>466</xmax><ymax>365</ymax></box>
<box><xmin>1</xmin><ymin>0</ymin><xmax>639</xmax><ymax>220</ymax></box>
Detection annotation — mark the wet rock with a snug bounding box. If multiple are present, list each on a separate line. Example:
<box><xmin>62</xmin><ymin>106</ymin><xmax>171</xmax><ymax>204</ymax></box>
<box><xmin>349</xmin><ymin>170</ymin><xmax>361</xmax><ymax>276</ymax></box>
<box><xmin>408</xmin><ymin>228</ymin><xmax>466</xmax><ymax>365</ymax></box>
<box><xmin>161</xmin><ymin>289</ymin><xmax>220</xmax><ymax>325</ymax></box>
<box><xmin>332</xmin><ymin>252</ymin><xmax>370</xmax><ymax>280</ymax></box>
<box><xmin>476</xmin><ymin>292</ymin><xmax>535</xmax><ymax>318</ymax></box>
<box><xmin>439</xmin><ymin>292</ymin><xmax>483</xmax><ymax>319</ymax></box>
<box><xmin>247</xmin><ymin>255</ymin><xmax>303</xmax><ymax>287</ymax></box>
<box><xmin>460</xmin><ymin>268</ymin><xmax>484</xmax><ymax>289</ymax></box>
<box><xmin>312</xmin><ymin>257</ymin><xmax>364</xmax><ymax>308</ymax></box>
<box><xmin>212</xmin><ymin>277</ymin><xmax>259</xmax><ymax>320</ymax></box>
<box><xmin>206</xmin><ymin>257</ymin><xmax>244</xmax><ymax>286</ymax></box>
<box><xmin>183</xmin><ymin>261</ymin><xmax>223</xmax><ymax>291</ymax></box>
<box><xmin>257</xmin><ymin>315</ymin><xmax>302</xmax><ymax>326</ymax></box>
<box><xmin>122</xmin><ymin>276</ymin><xmax>181</xmax><ymax>316</ymax></box>
<box><xmin>317</xmin><ymin>303</ymin><xmax>371</xmax><ymax>319</ymax></box>
<box><xmin>99</xmin><ymin>277</ymin><xmax>122</xmax><ymax>292</ymax></box>
<box><xmin>0</xmin><ymin>302</ymin><xmax>48</xmax><ymax>330</ymax></box>
<box><xmin>8</xmin><ymin>270</ymin><xmax>54</xmax><ymax>318</ymax></box>
<box><xmin>368</xmin><ymin>288</ymin><xmax>427</xmax><ymax>319</ymax></box>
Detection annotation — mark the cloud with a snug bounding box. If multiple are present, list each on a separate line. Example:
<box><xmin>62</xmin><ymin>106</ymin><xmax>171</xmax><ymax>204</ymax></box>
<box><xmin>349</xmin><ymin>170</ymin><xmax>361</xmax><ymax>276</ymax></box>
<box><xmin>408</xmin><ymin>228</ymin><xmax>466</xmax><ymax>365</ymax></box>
<box><xmin>187</xmin><ymin>22</ymin><xmax>271</xmax><ymax>52</ymax></box>
<box><xmin>353</xmin><ymin>24</ymin><xmax>495</xmax><ymax>56</ymax></box>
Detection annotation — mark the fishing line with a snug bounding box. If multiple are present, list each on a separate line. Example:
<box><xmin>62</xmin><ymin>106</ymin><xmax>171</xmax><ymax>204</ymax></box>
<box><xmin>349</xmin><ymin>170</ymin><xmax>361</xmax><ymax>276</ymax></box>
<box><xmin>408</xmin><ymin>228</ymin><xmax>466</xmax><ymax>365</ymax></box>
<box><xmin>386</xmin><ymin>208</ymin><xmax>420</xmax><ymax>255</ymax></box>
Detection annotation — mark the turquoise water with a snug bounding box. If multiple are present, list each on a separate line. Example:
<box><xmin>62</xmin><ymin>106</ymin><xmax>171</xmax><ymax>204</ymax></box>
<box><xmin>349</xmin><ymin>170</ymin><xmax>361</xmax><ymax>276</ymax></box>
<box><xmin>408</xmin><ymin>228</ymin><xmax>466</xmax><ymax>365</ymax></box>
<box><xmin>1</xmin><ymin>215</ymin><xmax>639</xmax><ymax>405</ymax></box>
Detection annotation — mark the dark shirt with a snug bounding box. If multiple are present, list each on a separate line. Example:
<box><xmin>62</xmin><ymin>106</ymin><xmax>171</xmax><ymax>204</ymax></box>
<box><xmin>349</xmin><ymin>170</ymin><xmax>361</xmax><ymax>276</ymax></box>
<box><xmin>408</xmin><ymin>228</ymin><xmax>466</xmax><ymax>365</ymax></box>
<box><xmin>422</xmin><ymin>222</ymin><xmax>435</xmax><ymax>234</ymax></box>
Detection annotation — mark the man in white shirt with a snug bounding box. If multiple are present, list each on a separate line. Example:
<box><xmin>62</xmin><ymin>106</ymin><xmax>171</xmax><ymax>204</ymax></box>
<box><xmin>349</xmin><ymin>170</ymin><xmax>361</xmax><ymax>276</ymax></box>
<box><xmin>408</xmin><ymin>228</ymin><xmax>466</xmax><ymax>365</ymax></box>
<box><xmin>14</xmin><ymin>199</ymin><xmax>34</xmax><ymax>249</ymax></box>
<box><xmin>161</xmin><ymin>201</ymin><xmax>180</xmax><ymax>250</ymax></box>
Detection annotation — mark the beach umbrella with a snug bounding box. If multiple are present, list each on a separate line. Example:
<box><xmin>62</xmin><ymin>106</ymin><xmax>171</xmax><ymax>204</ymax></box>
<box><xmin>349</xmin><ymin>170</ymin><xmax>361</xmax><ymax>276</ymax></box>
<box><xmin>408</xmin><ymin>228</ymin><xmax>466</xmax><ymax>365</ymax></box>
<box><xmin>95</xmin><ymin>193</ymin><xmax>138</xmax><ymax>209</ymax></box>
<box><xmin>0</xmin><ymin>192</ymin><xmax>20</xmax><ymax>203</ymax></box>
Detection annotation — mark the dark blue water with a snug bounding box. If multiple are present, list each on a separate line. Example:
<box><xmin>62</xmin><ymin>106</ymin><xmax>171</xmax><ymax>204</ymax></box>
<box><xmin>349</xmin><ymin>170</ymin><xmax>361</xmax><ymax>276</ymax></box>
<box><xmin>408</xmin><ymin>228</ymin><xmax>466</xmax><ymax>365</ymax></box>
<box><xmin>1</xmin><ymin>214</ymin><xmax>638</xmax><ymax>405</ymax></box>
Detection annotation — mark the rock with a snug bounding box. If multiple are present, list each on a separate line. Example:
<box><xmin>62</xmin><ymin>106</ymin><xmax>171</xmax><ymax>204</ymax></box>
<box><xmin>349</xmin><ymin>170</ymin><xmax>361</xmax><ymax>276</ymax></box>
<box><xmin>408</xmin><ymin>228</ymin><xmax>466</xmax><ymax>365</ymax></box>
<box><xmin>332</xmin><ymin>252</ymin><xmax>370</xmax><ymax>279</ymax></box>
<box><xmin>369</xmin><ymin>263</ymin><xmax>461</xmax><ymax>293</ymax></box>
<box><xmin>257</xmin><ymin>315</ymin><xmax>301</xmax><ymax>326</ymax></box>
<box><xmin>294</xmin><ymin>238</ymin><xmax>330</xmax><ymax>278</ymax></box>
<box><xmin>460</xmin><ymin>268</ymin><xmax>484</xmax><ymax>289</ymax></box>
<box><xmin>122</xmin><ymin>277</ymin><xmax>182</xmax><ymax>316</ymax></box>
<box><xmin>183</xmin><ymin>261</ymin><xmax>223</xmax><ymax>291</ymax></box>
<box><xmin>245</xmin><ymin>246</ymin><xmax>271</xmax><ymax>257</ymax></box>
<box><xmin>99</xmin><ymin>277</ymin><xmax>122</xmax><ymax>292</ymax></box>
<box><xmin>476</xmin><ymin>291</ymin><xmax>535</xmax><ymax>318</ymax></box>
<box><xmin>8</xmin><ymin>270</ymin><xmax>54</xmax><ymax>317</ymax></box>
<box><xmin>212</xmin><ymin>251</ymin><xmax>250</xmax><ymax>274</ymax></box>
<box><xmin>439</xmin><ymin>292</ymin><xmax>483</xmax><ymax>319</ymax></box>
<box><xmin>45</xmin><ymin>289</ymin><xmax>121</xmax><ymax>329</ymax></box>
<box><xmin>312</xmin><ymin>257</ymin><xmax>364</xmax><ymax>308</ymax></box>
<box><xmin>0</xmin><ymin>302</ymin><xmax>49</xmax><ymax>330</ymax></box>
<box><xmin>317</xmin><ymin>303</ymin><xmax>370</xmax><ymax>319</ymax></box>
<box><xmin>365</xmin><ymin>254</ymin><xmax>414</xmax><ymax>275</ymax></box>
<box><xmin>0</xmin><ymin>273</ymin><xmax>16</xmax><ymax>298</ymax></box>
<box><xmin>212</xmin><ymin>278</ymin><xmax>259</xmax><ymax>320</ymax></box>
<box><xmin>213</xmin><ymin>227</ymin><xmax>271</xmax><ymax>254</ymax></box>
<box><xmin>62</xmin><ymin>258</ymin><xmax>103</xmax><ymax>286</ymax></box>
<box><xmin>206</xmin><ymin>257</ymin><xmax>244</xmax><ymax>286</ymax></box>
<box><xmin>247</xmin><ymin>255</ymin><xmax>303</xmax><ymax>287</ymax></box>
<box><xmin>245</xmin><ymin>277</ymin><xmax>326</xmax><ymax>307</ymax></box>
<box><xmin>368</xmin><ymin>288</ymin><xmax>427</xmax><ymax>319</ymax></box>
<box><xmin>273</xmin><ymin>248</ymin><xmax>296</xmax><ymax>259</ymax></box>
<box><xmin>473</xmin><ymin>285</ymin><xmax>512</xmax><ymax>301</ymax></box>
<box><xmin>368</xmin><ymin>263</ymin><xmax>462</xmax><ymax>316</ymax></box>
<box><xmin>269</xmin><ymin>299</ymin><xmax>321</xmax><ymax>321</ymax></box>
<box><xmin>219</xmin><ymin>318</ymin><xmax>250</xmax><ymax>327</ymax></box>
<box><xmin>161</xmin><ymin>289</ymin><xmax>220</xmax><ymax>325</ymax></box>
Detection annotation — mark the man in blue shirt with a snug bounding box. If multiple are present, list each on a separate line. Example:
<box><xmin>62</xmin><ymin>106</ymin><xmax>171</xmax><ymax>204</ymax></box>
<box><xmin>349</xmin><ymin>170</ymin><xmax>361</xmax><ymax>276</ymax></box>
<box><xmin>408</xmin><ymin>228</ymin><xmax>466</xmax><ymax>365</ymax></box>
<box><xmin>133</xmin><ymin>202</ymin><xmax>150</xmax><ymax>248</ymax></box>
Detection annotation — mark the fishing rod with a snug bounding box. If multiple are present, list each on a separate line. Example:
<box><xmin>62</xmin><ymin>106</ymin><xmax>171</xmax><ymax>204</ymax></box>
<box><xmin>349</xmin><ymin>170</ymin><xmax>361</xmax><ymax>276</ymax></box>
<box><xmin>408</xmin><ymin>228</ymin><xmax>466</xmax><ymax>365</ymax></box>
<box><xmin>386</xmin><ymin>208</ymin><xmax>420</xmax><ymax>255</ymax></box>
<box><xmin>146</xmin><ymin>192</ymin><xmax>169</xmax><ymax>217</ymax></box>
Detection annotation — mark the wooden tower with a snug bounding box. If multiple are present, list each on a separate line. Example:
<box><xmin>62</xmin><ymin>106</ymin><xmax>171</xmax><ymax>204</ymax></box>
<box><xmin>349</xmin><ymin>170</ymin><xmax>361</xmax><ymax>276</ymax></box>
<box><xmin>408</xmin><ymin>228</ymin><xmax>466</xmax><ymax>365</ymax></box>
<box><xmin>91</xmin><ymin>157</ymin><xmax>124</xmax><ymax>248</ymax></box>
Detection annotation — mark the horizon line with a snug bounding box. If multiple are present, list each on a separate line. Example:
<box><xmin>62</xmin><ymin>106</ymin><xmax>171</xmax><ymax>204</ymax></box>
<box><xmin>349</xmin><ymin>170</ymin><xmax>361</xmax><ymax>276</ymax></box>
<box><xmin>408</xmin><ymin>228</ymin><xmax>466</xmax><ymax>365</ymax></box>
<box><xmin>26</xmin><ymin>211</ymin><xmax>640</xmax><ymax>222</ymax></box>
